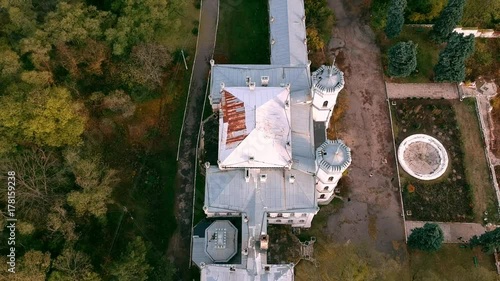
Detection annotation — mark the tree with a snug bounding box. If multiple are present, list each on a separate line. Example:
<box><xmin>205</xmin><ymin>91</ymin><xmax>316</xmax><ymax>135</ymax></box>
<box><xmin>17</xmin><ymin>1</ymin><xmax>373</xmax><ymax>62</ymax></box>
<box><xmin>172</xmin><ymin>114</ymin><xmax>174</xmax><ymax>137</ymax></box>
<box><xmin>109</xmin><ymin>237</ymin><xmax>152</xmax><ymax>281</ymax></box>
<box><xmin>406</xmin><ymin>0</ymin><xmax>446</xmax><ymax>23</ymax></box>
<box><xmin>470</xmin><ymin>227</ymin><xmax>500</xmax><ymax>254</ymax></box>
<box><xmin>64</xmin><ymin>148</ymin><xmax>117</xmax><ymax>218</ymax></box>
<box><xmin>430</xmin><ymin>0</ymin><xmax>466</xmax><ymax>43</ymax></box>
<box><xmin>0</xmin><ymin>47</ymin><xmax>21</xmax><ymax>78</ymax></box>
<box><xmin>388</xmin><ymin>41</ymin><xmax>418</xmax><ymax>77</ymax></box>
<box><xmin>407</xmin><ymin>223</ymin><xmax>444</xmax><ymax>251</ymax></box>
<box><xmin>129</xmin><ymin>43</ymin><xmax>171</xmax><ymax>88</ymax></box>
<box><xmin>43</xmin><ymin>2</ymin><xmax>108</xmax><ymax>45</ymax></box>
<box><xmin>434</xmin><ymin>32</ymin><xmax>474</xmax><ymax>82</ymax></box>
<box><xmin>105</xmin><ymin>0</ymin><xmax>182</xmax><ymax>56</ymax></box>
<box><xmin>12</xmin><ymin>250</ymin><xmax>51</xmax><ymax>281</ymax></box>
<box><xmin>0</xmin><ymin>148</ymin><xmax>68</xmax><ymax>222</ymax></box>
<box><xmin>49</xmin><ymin>247</ymin><xmax>100</xmax><ymax>281</ymax></box>
<box><xmin>306</xmin><ymin>27</ymin><xmax>324</xmax><ymax>51</ymax></box>
<box><xmin>385</xmin><ymin>0</ymin><xmax>407</xmax><ymax>38</ymax></box>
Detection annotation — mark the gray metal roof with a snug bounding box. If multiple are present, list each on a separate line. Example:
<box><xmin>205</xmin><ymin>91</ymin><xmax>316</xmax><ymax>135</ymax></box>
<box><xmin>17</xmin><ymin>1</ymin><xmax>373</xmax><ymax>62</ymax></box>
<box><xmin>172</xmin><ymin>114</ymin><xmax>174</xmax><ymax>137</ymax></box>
<box><xmin>205</xmin><ymin>167</ymin><xmax>316</xmax><ymax>213</ymax></box>
<box><xmin>205</xmin><ymin>220</ymin><xmax>238</xmax><ymax>262</ymax></box>
<box><xmin>200</xmin><ymin>264</ymin><xmax>294</xmax><ymax>281</ymax></box>
<box><xmin>316</xmin><ymin>140</ymin><xmax>352</xmax><ymax>172</ymax></box>
<box><xmin>269</xmin><ymin>0</ymin><xmax>308</xmax><ymax>65</ymax></box>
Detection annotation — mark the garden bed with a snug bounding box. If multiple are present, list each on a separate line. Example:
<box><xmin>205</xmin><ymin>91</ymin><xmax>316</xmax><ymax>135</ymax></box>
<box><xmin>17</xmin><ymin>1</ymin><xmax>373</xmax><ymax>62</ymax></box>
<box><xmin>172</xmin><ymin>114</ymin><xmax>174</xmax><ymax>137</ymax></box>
<box><xmin>391</xmin><ymin>99</ymin><xmax>474</xmax><ymax>222</ymax></box>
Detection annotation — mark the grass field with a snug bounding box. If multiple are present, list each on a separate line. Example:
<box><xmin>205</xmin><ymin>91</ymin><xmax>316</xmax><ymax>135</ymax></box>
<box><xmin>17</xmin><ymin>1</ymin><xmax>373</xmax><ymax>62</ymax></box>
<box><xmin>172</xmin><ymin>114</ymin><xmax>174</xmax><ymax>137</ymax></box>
<box><xmin>391</xmin><ymin>99</ymin><xmax>474</xmax><ymax>222</ymax></box>
<box><xmin>453</xmin><ymin>99</ymin><xmax>500</xmax><ymax>224</ymax></box>
<box><xmin>215</xmin><ymin>0</ymin><xmax>270</xmax><ymax>64</ymax></box>
<box><xmin>409</xmin><ymin>245</ymin><xmax>498</xmax><ymax>280</ymax></box>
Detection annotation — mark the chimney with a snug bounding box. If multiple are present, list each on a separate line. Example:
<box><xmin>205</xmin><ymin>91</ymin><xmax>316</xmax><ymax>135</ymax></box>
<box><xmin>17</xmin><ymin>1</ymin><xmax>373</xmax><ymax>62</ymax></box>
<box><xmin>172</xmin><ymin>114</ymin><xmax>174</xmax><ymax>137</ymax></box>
<box><xmin>249</xmin><ymin>82</ymin><xmax>256</xmax><ymax>91</ymax></box>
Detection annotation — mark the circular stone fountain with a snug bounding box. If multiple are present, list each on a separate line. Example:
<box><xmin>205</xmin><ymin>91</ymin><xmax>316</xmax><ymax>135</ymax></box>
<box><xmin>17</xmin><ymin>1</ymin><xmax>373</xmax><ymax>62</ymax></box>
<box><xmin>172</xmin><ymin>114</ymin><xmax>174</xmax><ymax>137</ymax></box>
<box><xmin>397</xmin><ymin>134</ymin><xmax>449</xmax><ymax>181</ymax></box>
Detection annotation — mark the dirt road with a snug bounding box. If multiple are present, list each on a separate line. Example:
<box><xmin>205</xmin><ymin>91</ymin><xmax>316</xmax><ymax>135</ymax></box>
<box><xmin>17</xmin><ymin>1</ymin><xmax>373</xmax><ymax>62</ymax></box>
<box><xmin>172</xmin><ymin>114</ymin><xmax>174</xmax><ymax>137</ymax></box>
<box><xmin>326</xmin><ymin>0</ymin><xmax>406</xmax><ymax>256</ymax></box>
<box><xmin>168</xmin><ymin>0</ymin><xmax>218</xmax><ymax>277</ymax></box>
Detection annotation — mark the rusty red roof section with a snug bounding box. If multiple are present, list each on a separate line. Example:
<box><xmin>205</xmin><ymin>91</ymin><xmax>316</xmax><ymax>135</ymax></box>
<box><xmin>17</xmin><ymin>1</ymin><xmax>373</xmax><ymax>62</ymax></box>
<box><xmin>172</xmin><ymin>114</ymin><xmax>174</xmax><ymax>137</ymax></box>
<box><xmin>222</xmin><ymin>90</ymin><xmax>248</xmax><ymax>146</ymax></box>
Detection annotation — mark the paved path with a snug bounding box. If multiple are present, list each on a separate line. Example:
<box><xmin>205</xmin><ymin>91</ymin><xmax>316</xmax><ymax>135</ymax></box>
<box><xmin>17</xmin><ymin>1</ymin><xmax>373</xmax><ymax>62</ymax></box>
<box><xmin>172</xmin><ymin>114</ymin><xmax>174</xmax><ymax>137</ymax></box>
<box><xmin>326</xmin><ymin>0</ymin><xmax>405</xmax><ymax>257</ymax></box>
<box><xmin>405</xmin><ymin>221</ymin><xmax>486</xmax><ymax>243</ymax></box>
<box><xmin>168</xmin><ymin>0</ymin><xmax>218</xmax><ymax>277</ymax></box>
<box><xmin>386</xmin><ymin>82</ymin><xmax>459</xmax><ymax>99</ymax></box>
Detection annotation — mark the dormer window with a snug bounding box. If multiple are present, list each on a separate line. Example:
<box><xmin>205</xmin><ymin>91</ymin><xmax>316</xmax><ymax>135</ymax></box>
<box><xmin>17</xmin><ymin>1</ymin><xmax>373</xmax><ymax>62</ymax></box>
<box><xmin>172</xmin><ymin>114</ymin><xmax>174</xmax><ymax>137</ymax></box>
<box><xmin>323</xmin><ymin>100</ymin><xmax>328</xmax><ymax>108</ymax></box>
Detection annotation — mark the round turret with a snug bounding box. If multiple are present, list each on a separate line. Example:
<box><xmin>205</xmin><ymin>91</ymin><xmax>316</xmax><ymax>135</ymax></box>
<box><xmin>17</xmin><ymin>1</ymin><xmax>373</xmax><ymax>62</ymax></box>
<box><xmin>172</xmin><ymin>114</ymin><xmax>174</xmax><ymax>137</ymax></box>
<box><xmin>311</xmin><ymin>65</ymin><xmax>345</xmax><ymax>124</ymax></box>
<box><xmin>315</xmin><ymin>140</ymin><xmax>351</xmax><ymax>201</ymax></box>
<box><xmin>312</xmin><ymin>65</ymin><xmax>345</xmax><ymax>95</ymax></box>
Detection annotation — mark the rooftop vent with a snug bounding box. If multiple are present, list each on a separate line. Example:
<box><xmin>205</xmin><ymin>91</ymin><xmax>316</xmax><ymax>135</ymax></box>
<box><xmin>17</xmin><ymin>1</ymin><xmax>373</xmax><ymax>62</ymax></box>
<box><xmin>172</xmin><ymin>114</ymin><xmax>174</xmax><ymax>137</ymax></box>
<box><xmin>245</xmin><ymin>169</ymin><xmax>250</xmax><ymax>183</ymax></box>
<box><xmin>245</xmin><ymin>76</ymin><xmax>251</xmax><ymax>85</ymax></box>
<box><xmin>260</xmin><ymin>234</ymin><xmax>269</xmax><ymax>250</ymax></box>
<box><xmin>249</xmin><ymin>82</ymin><xmax>256</xmax><ymax>91</ymax></box>
<box><xmin>264</xmin><ymin>266</ymin><xmax>270</xmax><ymax>272</ymax></box>
<box><xmin>270</xmin><ymin>16</ymin><xmax>274</xmax><ymax>23</ymax></box>
<box><xmin>261</xmin><ymin>76</ymin><xmax>269</xmax><ymax>87</ymax></box>
<box><xmin>260</xmin><ymin>174</ymin><xmax>267</xmax><ymax>183</ymax></box>
<box><xmin>271</xmin><ymin>38</ymin><xmax>275</xmax><ymax>45</ymax></box>
<box><xmin>220</xmin><ymin>82</ymin><xmax>225</xmax><ymax>90</ymax></box>
<box><xmin>289</xmin><ymin>175</ymin><xmax>295</xmax><ymax>184</ymax></box>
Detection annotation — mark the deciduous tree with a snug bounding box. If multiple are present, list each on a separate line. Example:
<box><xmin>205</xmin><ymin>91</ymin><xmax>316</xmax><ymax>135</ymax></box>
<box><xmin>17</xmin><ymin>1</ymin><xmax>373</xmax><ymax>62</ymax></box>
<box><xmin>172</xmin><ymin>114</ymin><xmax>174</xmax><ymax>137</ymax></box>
<box><xmin>64</xmin><ymin>148</ymin><xmax>117</xmax><ymax>218</ymax></box>
<box><xmin>105</xmin><ymin>0</ymin><xmax>182</xmax><ymax>56</ymax></box>
<box><xmin>408</xmin><ymin>223</ymin><xmax>444</xmax><ymax>251</ymax></box>
<box><xmin>49</xmin><ymin>247</ymin><xmax>100</xmax><ymax>281</ymax></box>
<box><xmin>430</xmin><ymin>0</ymin><xmax>466</xmax><ymax>43</ymax></box>
<box><xmin>406</xmin><ymin>0</ymin><xmax>446</xmax><ymax>23</ymax></box>
<box><xmin>388</xmin><ymin>41</ymin><xmax>418</xmax><ymax>77</ymax></box>
<box><xmin>109</xmin><ymin>237</ymin><xmax>152</xmax><ymax>281</ymax></box>
<box><xmin>385</xmin><ymin>0</ymin><xmax>407</xmax><ymax>38</ymax></box>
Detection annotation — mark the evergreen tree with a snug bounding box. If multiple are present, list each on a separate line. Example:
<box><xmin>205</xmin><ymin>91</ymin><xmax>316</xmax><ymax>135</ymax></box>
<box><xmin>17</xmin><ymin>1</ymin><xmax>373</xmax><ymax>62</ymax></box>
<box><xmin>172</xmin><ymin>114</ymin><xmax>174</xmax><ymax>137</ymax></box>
<box><xmin>470</xmin><ymin>227</ymin><xmax>500</xmax><ymax>254</ymax></box>
<box><xmin>430</xmin><ymin>0</ymin><xmax>466</xmax><ymax>43</ymax></box>
<box><xmin>408</xmin><ymin>223</ymin><xmax>444</xmax><ymax>251</ymax></box>
<box><xmin>385</xmin><ymin>0</ymin><xmax>407</xmax><ymax>38</ymax></box>
<box><xmin>434</xmin><ymin>32</ymin><xmax>474</xmax><ymax>82</ymax></box>
<box><xmin>388</xmin><ymin>41</ymin><xmax>418</xmax><ymax>77</ymax></box>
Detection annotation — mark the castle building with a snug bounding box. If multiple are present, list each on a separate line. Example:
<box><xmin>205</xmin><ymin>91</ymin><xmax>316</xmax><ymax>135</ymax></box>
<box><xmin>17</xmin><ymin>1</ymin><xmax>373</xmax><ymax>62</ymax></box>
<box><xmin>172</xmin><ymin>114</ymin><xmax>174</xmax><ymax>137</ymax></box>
<box><xmin>192</xmin><ymin>0</ymin><xmax>351</xmax><ymax>280</ymax></box>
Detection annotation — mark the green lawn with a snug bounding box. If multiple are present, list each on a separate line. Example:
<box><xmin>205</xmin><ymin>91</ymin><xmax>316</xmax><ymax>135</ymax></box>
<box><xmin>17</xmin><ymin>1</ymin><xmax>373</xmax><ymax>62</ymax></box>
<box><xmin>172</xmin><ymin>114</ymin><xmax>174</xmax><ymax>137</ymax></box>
<box><xmin>409</xmin><ymin>245</ymin><xmax>498</xmax><ymax>280</ymax></box>
<box><xmin>380</xmin><ymin>26</ymin><xmax>442</xmax><ymax>83</ymax></box>
<box><xmin>215</xmin><ymin>0</ymin><xmax>270</xmax><ymax>64</ymax></box>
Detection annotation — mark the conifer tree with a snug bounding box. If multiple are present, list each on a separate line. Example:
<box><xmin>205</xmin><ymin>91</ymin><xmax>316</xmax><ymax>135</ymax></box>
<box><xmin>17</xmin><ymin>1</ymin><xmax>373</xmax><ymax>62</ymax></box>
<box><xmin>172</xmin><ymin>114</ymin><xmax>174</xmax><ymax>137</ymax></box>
<box><xmin>408</xmin><ymin>223</ymin><xmax>444</xmax><ymax>251</ymax></box>
<box><xmin>385</xmin><ymin>0</ymin><xmax>407</xmax><ymax>38</ymax></box>
<box><xmin>434</xmin><ymin>32</ymin><xmax>474</xmax><ymax>82</ymax></box>
<box><xmin>388</xmin><ymin>41</ymin><xmax>418</xmax><ymax>77</ymax></box>
<box><xmin>430</xmin><ymin>0</ymin><xmax>466</xmax><ymax>42</ymax></box>
<box><xmin>470</xmin><ymin>227</ymin><xmax>500</xmax><ymax>254</ymax></box>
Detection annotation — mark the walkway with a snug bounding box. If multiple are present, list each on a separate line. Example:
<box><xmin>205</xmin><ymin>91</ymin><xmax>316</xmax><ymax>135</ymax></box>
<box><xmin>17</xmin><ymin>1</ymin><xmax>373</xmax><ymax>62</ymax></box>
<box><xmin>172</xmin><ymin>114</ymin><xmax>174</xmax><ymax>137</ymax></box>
<box><xmin>326</xmin><ymin>0</ymin><xmax>405</xmax><ymax>257</ymax></box>
<box><xmin>168</xmin><ymin>0</ymin><xmax>219</xmax><ymax>277</ymax></box>
<box><xmin>405</xmin><ymin>221</ymin><xmax>486</xmax><ymax>243</ymax></box>
<box><xmin>386</xmin><ymin>82</ymin><xmax>459</xmax><ymax>99</ymax></box>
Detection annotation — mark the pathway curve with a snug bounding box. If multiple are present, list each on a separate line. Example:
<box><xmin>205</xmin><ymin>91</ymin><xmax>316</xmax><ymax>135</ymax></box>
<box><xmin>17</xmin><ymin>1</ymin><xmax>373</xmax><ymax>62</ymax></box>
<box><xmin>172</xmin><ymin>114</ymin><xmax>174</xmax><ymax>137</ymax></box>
<box><xmin>326</xmin><ymin>0</ymin><xmax>406</xmax><ymax>256</ymax></box>
<box><xmin>168</xmin><ymin>0</ymin><xmax>218</xmax><ymax>277</ymax></box>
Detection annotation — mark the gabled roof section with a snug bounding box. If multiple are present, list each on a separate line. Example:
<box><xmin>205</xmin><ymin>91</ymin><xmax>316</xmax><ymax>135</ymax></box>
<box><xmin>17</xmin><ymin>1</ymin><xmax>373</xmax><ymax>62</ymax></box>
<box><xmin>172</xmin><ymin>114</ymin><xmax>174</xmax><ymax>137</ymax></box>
<box><xmin>269</xmin><ymin>0</ymin><xmax>308</xmax><ymax>66</ymax></box>
<box><xmin>219</xmin><ymin>87</ymin><xmax>292</xmax><ymax>168</ymax></box>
